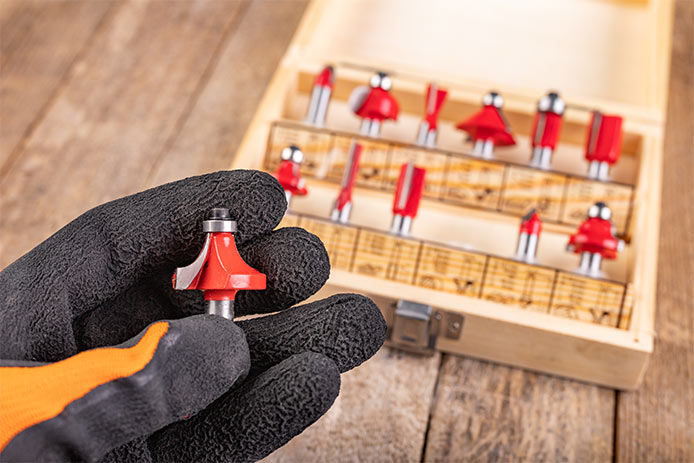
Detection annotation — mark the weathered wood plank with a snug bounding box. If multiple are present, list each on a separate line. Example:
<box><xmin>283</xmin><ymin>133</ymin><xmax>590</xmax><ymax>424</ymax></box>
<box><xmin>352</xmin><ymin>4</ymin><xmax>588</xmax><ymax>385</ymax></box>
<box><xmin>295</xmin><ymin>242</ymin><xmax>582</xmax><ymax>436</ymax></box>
<box><xmin>0</xmin><ymin>0</ymin><xmax>113</xmax><ymax>168</ymax></box>
<box><xmin>264</xmin><ymin>348</ymin><xmax>442</xmax><ymax>462</ymax></box>
<box><xmin>615</xmin><ymin>1</ymin><xmax>694</xmax><ymax>460</ymax></box>
<box><xmin>146</xmin><ymin>0</ymin><xmax>309</xmax><ymax>187</ymax></box>
<box><xmin>424</xmin><ymin>356</ymin><xmax>614</xmax><ymax>462</ymax></box>
<box><xmin>0</xmin><ymin>0</ymin><xmax>247</xmax><ymax>268</ymax></box>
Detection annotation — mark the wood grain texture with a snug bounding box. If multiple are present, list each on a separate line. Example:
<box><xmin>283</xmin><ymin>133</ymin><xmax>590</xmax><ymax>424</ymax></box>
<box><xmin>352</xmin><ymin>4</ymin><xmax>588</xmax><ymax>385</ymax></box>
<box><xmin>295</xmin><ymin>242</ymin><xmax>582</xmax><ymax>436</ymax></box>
<box><xmin>146</xmin><ymin>0</ymin><xmax>309</xmax><ymax>187</ymax></box>
<box><xmin>615</xmin><ymin>1</ymin><xmax>694</xmax><ymax>460</ymax></box>
<box><xmin>0</xmin><ymin>0</ymin><xmax>113</xmax><ymax>169</ymax></box>
<box><xmin>424</xmin><ymin>356</ymin><xmax>614</xmax><ymax>462</ymax></box>
<box><xmin>0</xmin><ymin>0</ymin><xmax>691</xmax><ymax>460</ymax></box>
<box><xmin>0</xmin><ymin>0</ymin><xmax>246</xmax><ymax>268</ymax></box>
<box><xmin>264</xmin><ymin>348</ymin><xmax>442</xmax><ymax>462</ymax></box>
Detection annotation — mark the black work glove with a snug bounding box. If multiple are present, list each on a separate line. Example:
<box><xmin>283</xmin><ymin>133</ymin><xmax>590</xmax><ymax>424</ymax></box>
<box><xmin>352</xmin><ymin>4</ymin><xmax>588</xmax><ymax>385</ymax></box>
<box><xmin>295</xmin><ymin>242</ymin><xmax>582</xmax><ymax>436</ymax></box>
<box><xmin>0</xmin><ymin>170</ymin><xmax>386</xmax><ymax>462</ymax></box>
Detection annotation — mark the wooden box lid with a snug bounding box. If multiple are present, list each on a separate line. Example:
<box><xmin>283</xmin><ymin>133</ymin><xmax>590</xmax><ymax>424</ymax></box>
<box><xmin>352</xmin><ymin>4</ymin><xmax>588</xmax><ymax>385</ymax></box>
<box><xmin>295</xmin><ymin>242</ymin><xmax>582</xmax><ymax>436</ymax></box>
<box><xmin>290</xmin><ymin>0</ymin><xmax>673</xmax><ymax>126</ymax></box>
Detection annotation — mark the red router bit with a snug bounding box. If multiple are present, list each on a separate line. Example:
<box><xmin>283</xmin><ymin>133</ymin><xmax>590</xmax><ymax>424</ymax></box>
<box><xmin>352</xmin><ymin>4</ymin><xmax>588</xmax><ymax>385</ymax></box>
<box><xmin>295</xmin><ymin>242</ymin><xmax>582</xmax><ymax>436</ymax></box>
<box><xmin>390</xmin><ymin>160</ymin><xmax>426</xmax><ymax>237</ymax></box>
<box><xmin>274</xmin><ymin>145</ymin><xmax>308</xmax><ymax>208</ymax></box>
<box><xmin>305</xmin><ymin>65</ymin><xmax>334</xmax><ymax>127</ymax></box>
<box><xmin>529</xmin><ymin>91</ymin><xmax>565</xmax><ymax>170</ymax></box>
<box><xmin>348</xmin><ymin>71</ymin><xmax>399</xmax><ymax>137</ymax></box>
<box><xmin>585</xmin><ymin>111</ymin><xmax>623</xmax><ymax>181</ymax></box>
<box><xmin>514</xmin><ymin>209</ymin><xmax>542</xmax><ymax>264</ymax></box>
<box><xmin>456</xmin><ymin>91</ymin><xmax>516</xmax><ymax>159</ymax></box>
<box><xmin>566</xmin><ymin>202</ymin><xmax>625</xmax><ymax>277</ymax></box>
<box><xmin>330</xmin><ymin>141</ymin><xmax>362</xmax><ymax>223</ymax></box>
<box><xmin>416</xmin><ymin>83</ymin><xmax>448</xmax><ymax>148</ymax></box>
<box><xmin>173</xmin><ymin>208</ymin><xmax>266</xmax><ymax>319</ymax></box>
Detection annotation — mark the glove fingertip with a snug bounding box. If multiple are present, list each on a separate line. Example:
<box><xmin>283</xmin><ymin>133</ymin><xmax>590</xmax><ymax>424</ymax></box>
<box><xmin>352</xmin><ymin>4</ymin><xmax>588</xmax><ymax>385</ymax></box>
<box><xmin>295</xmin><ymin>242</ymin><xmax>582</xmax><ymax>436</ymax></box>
<box><xmin>236</xmin><ymin>227</ymin><xmax>330</xmax><ymax>315</ymax></box>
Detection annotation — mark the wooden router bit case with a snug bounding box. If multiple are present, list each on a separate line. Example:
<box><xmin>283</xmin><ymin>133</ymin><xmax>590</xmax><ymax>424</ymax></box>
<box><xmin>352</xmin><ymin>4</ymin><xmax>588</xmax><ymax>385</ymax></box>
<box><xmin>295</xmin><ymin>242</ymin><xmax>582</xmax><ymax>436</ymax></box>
<box><xmin>230</xmin><ymin>0</ymin><xmax>674</xmax><ymax>389</ymax></box>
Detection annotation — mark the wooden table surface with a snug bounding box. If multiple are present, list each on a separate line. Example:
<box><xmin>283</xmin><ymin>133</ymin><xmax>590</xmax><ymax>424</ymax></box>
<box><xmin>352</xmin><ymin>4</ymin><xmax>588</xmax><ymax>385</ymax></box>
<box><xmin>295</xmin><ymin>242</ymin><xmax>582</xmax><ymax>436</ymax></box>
<box><xmin>1</xmin><ymin>1</ymin><xmax>692</xmax><ymax>461</ymax></box>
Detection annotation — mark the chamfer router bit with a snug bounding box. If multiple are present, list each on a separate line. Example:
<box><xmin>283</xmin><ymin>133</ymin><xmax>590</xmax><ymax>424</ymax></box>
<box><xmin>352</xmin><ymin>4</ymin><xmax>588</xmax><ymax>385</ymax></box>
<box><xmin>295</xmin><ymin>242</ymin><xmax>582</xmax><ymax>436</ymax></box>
<box><xmin>456</xmin><ymin>91</ymin><xmax>516</xmax><ymax>159</ymax></box>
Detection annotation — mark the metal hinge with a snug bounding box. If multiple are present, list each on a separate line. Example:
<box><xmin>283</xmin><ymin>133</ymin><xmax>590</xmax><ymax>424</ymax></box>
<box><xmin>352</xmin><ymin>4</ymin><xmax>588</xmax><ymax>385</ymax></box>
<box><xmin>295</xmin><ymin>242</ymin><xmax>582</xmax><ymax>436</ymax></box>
<box><xmin>387</xmin><ymin>300</ymin><xmax>464</xmax><ymax>355</ymax></box>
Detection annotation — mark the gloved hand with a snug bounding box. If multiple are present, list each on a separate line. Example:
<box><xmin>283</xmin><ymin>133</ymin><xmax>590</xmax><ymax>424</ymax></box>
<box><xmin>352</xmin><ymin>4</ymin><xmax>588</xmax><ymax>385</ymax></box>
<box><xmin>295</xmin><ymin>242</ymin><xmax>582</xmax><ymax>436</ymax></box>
<box><xmin>0</xmin><ymin>170</ymin><xmax>386</xmax><ymax>463</ymax></box>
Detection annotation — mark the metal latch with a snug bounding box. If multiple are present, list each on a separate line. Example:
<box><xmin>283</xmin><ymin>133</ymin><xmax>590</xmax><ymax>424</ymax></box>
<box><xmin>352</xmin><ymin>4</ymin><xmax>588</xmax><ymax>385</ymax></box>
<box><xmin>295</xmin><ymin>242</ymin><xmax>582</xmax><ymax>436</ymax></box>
<box><xmin>387</xmin><ymin>300</ymin><xmax>464</xmax><ymax>355</ymax></box>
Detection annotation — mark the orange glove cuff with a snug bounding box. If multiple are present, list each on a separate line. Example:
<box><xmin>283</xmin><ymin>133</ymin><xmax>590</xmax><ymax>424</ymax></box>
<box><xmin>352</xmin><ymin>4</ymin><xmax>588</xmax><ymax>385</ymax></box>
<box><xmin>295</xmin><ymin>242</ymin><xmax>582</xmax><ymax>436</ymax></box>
<box><xmin>0</xmin><ymin>322</ymin><xmax>169</xmax><ymax>451</ymax></box>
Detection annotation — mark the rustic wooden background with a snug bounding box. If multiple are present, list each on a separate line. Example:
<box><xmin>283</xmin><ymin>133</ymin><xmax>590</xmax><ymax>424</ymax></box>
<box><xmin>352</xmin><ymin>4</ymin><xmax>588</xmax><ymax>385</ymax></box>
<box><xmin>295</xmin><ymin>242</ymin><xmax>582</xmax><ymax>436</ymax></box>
<box><xmin>1</xmin><ymin>0</ymin><xmax>692</xmax><ymax>461</ymax></box>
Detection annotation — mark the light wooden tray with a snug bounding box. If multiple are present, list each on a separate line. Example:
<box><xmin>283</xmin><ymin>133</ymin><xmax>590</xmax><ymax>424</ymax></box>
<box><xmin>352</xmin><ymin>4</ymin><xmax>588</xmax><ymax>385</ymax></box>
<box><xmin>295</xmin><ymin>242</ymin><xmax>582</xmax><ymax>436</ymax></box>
<box><xmin>231</xmin><ymin>0</ymin><xmax>673</xmax><ymax>389</ymax></box>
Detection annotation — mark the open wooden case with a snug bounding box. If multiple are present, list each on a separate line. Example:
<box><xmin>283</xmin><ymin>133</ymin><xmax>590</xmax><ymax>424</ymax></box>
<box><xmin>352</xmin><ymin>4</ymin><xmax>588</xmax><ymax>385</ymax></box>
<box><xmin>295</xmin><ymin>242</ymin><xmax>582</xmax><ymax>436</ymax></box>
<box><xmin>231</xmin><ymin>0</ymin><xmax>673</xmax><ymax>389</ymax></box>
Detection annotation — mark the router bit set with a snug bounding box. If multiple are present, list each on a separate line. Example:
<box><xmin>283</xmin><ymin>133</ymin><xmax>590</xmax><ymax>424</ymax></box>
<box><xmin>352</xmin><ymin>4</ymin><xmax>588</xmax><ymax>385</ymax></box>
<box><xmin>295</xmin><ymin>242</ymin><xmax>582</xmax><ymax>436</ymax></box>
<box><xmin>224</xmin><ymin>0</ymin><xmax>672</xmax><ymax>388</ymax></box>
<box><xmin>272</xmin><ymin>66</ymin><xmax>627</xmax><ymax>279</ymax></box>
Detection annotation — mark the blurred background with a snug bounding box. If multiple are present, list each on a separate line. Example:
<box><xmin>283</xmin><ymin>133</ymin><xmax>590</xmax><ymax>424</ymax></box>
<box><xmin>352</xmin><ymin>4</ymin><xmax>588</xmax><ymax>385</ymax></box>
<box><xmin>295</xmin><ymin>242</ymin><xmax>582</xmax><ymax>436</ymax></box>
<box><xmin>1</xmin><ymin>0</ymin><xmax>692</xmax><ymax>461</ymax></box>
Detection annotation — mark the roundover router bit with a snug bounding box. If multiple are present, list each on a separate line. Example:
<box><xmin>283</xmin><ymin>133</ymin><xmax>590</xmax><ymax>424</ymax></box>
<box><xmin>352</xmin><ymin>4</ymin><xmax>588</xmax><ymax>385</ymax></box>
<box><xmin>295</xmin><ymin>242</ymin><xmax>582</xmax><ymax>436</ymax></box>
<box><xmin>566</xmin><ymin>202</ymin><xmax>624</xmax><ymax>277</ymax></box>
<box><xmin>275</xmin><ymin>145</ymin><xmax>308</xmax><ymax>208</ymax></box>
<box><xmin>173</xmin><ymin>208</ymin><xmax>266</xmax><ymax>319</ymax></box>
<box><xmin>348</xmin><ymin>71</ymin><xmax>399</xmax><ymax>137</ymax></box>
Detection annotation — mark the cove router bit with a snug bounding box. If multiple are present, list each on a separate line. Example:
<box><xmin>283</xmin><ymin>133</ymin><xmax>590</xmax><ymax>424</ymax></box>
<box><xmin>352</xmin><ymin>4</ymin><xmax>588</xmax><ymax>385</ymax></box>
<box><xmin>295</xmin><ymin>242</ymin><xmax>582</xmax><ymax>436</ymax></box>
<box><xmin>173</xmin><ymin>208</ymin><xmax>266</xmax><ymax>319</ymax></box>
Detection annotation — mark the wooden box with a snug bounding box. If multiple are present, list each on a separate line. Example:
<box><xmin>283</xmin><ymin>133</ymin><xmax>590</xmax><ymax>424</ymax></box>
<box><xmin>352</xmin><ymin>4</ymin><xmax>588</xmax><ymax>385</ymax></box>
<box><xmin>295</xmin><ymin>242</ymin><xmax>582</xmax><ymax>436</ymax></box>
<box><xmin>231</xmin><ymin>0</ymin><xmax>673</xmax><ymax>389</ymax></box>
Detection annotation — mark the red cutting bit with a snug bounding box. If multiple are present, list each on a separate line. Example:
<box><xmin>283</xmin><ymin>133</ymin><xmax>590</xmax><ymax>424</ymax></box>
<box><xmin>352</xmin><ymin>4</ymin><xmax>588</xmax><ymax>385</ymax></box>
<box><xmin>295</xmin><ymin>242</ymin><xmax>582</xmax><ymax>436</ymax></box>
<box><xmin>274</xmin><ymin>145</ymin><xmax>308</xmax><ymax>207</ymax></box>
<box><xmin>416</xmin><ymin>83</ymin><xmax>448</xmax><ymax>148</ymax></box>
<box><xmin>331</xmin><ymin>141</ymin><xmax>362</xmax><ymax>223</ymax></box>
<box><xmin>567</xmin><ymin>202</ymin><xmax>624</xmax><ymax>276</ymax></box>
<box><xmin>529</xmin><ymin>92</ymin><xmax>565</xmax><ymax>169</ymax></box>
<box><xmin>173</xmin><ymin>208</ymin><xmax>266</xmax><ymax>319</ymax></box>
<box><xmin>585</xmin><ymin>111</ymin><xmax>623</xmax><ymax>181</ymax></box>
<box><xmin>348</xmin><ymin>72</ymin><xmax>399</xmax><ymax>137</ymax></box>
<box><xmin>305</xmin><ymin>65</ymin><xmax>334</xmax><ymax>127</ymax></box>
<box><xmin>514</xmin><ymin>209</ymin><xmax>542</xmax><ymax>263</ymax></box>
<box><xmin>391</xmin><ymin>160</ymin><xmax>426</xmax><ymax>236</ymax></box>
<box><xmin>456</xmin><ymin>91</ymin><xmax>515</xmax><ymax>159</ymax></box>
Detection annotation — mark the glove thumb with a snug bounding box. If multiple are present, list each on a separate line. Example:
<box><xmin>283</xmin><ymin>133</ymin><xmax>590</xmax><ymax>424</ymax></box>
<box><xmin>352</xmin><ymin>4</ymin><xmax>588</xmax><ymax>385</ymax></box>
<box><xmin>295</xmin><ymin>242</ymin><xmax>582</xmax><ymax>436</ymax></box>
<box><xmin>0</xmin><ymin>315</ymin><xmax>249</xmax><ymax>462</ymax></box>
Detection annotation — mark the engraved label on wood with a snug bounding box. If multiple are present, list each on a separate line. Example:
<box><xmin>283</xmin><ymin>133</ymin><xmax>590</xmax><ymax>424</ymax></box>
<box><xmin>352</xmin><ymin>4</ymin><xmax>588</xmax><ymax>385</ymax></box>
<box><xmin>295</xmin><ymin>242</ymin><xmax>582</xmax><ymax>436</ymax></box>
<box><xmin>500</xmin><ymin>166</ymin><xmax>565</xmax><ymax>221</ymax></box>
<box><xmin>386</xmin><ymin>146</ymin><xmax>447</xmax><ymax>198</ymax></box>
<box><xmin>549</xmin><ymin>272</ymin><xmax>625</xmax><ymax>326</ymax></box>
<box><xmin>561</xmin><ymin>178</ymin><xmax>632</xmax><ymax>235</ymax></box>
<box><xmin>266</xmin><ymin>124</ymin><xmax>332</xmax><ymax>176</ymax></box>
<box><xmin>300</xmin><ymin>217</ymin><xmax>358</xmax><ymax>271</ymax></box>
<box><xmin>443</xmin><ymin>158</ymin><xmax>504</xmax><ymax>209</ymax></box>
<box><xmin>352</xmin><ymin>230</ymin><xmax>420</xmax><ymax>284</ymax></box>
<box><xmin>480</xmin><ymin>257</ymin><xmax>555</xmax><ymax>312</ymax></box>
<box><xmin>278</xmin><ymin>214</ymin><xmax>301</xmax><ymax>229</ymax></box>
<box><xmin>415</xmin><ymin>243</ymin><xmax>486</xmax><ymax>295</ymax></box>
<box><xmin>618</xmin><ymin>284</ymin><xmax>634</xmax><ymax>330</ymax></box>
<box><xmin>332</xmin><ymin>135</ymin><xmax>391</xmax><ymax>188</ymax></box>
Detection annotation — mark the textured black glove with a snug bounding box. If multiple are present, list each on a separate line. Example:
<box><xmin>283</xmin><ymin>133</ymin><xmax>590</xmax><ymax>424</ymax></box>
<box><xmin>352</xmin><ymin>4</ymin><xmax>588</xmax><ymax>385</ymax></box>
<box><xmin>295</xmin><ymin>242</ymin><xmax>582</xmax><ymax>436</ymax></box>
<box><xmin>0</xmin><ymin>170</ymin><xmax>386</xmax><ymax>462</ymax></box>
